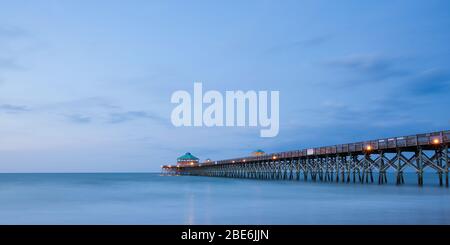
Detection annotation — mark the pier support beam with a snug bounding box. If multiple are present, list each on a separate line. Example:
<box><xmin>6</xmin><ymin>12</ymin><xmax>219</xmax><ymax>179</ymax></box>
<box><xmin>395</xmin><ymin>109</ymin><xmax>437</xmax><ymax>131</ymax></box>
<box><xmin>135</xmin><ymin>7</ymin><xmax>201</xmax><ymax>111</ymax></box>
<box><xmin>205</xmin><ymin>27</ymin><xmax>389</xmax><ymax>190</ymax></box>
<box><xmin>446</xmin><ymin>146</ymin><xmax>449</xmax><ymax>187</ymax></box>
<box><xmin>417</xmin><ymin>149</ymin><xmax>423</xmax><ymax>186</ymax></box>
<box><xmin>396</xmin><ymin>151</ymin><xmax>405</xmax><ymax>185</ymax></box>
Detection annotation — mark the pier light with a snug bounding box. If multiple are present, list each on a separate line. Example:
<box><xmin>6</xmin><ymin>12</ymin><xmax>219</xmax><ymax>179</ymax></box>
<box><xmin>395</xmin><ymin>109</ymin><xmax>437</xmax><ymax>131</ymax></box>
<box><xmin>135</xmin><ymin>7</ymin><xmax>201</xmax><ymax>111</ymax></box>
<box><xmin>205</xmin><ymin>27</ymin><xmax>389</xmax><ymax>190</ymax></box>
<box><xmin>272</xmin><ymin>156</ymin><xmax>277</xmax><ymax>160</ymax></box>
<box><xmin>432</xmin><ymin>138</ymin><xmax>440</xmax><ymax>145</ymax></box>
<box><xmin>243</xmin><ymin>159</ymin><xmax>246</xmax><ymax>162</ymax></box>
<box><xmin>365</xmin><ymin>145</ymin><xmax>372</xmax><ymax>151</ymax></box>
<box><xmin>232</xmin><ymin>160</ymin><xmax>235</xmax><ymax>163</ymax></box>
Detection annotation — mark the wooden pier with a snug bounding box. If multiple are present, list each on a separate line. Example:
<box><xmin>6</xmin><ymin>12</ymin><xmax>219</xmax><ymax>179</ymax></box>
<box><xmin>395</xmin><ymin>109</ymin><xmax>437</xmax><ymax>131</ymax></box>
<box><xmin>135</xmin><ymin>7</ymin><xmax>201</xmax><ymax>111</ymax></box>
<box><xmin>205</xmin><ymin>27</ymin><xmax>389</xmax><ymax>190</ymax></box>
<box><xmin>162</xmin><ymin>130</ymin><xmax>450</xmax><ymax>187</ymax></box>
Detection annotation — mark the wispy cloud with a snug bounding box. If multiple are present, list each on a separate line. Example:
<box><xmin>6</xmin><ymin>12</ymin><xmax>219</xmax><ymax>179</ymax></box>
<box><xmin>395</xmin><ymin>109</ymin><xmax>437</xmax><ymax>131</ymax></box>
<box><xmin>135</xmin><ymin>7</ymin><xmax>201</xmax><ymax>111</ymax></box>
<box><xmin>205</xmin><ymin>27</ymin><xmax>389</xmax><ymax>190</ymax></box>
<box><xmin>326</xmin><ymin>54</ymin><xmax>409</xmax><ymax>81</ymax></box>
<box><xmin>0</xmin><ymin>26</ymin><xmax>30</xmax><ymax>81</ymax></box>
<box><xmin>0</xmin><ymin>58</ymin><xmax>22</xmax><ymax>71</ymax></box>
<box><xmin>409</xmin><ymin>68</ymin><xmax>450</xmax><ymax>95</ymax></box>
<box><xmin>0</xmin><ymin>26</ymin><xmax>29</xmax><ymax>39</ymax></box>
<box><xmin>294</xmin><ymin>98</ymin><xmax>423</xmax><ymax>130</ymax></box>
<box><xmin>65</xmin><ymin>114</ymin><xmax>92</xmax><ymax>124</ymax></box>
<box><xmin>40</xmin><ymin>97</ymin><xmax>120</xmax><ymax>111</ymax></box>
<box><xmin>108</xmin><ymin>111</ymin><xmax>166</xmax><ymax>124</ymax></box>
<box><xmin>325</xmin><ymin>53</ymin><xmax>450</xmax><ymax>97</ymax></box>
<box><xmin>8</xmin><ymin>97</ymin><xmax>167</xmax><ymax>126</ymax></box>
<box><xmin>299</xmin><ymin>35</ymin><xmax>333</xmax><ymax>47</ymax></box>
<box><xmin>266</xmin><ymin>34</ymin><xmax>333</xmax><ymax>54</ymax></box>
<box><xmin>0</xmin><ymin>104</ymin><xmax>30</xmax><ymax>113</ymax></box>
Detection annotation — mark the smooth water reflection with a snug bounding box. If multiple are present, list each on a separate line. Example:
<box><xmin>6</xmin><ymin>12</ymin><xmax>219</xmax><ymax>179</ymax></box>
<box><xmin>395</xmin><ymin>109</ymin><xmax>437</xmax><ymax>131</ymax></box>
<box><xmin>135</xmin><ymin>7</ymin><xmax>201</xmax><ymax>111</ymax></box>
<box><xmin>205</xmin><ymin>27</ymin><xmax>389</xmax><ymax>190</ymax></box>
<box><xmin>0</xmin><ymin>173</ymin><xmax>449</xmax><ymax>224</ymax></box>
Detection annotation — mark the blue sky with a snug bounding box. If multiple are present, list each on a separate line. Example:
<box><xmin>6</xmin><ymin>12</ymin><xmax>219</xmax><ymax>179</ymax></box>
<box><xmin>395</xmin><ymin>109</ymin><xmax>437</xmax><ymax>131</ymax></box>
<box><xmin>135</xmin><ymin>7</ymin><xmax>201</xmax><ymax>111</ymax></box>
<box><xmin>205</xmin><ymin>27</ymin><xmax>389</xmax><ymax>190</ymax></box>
<box><xmin>0</xmin><ymin>0</ymin><xmax>449</xmax><ymax>172</ymax></box>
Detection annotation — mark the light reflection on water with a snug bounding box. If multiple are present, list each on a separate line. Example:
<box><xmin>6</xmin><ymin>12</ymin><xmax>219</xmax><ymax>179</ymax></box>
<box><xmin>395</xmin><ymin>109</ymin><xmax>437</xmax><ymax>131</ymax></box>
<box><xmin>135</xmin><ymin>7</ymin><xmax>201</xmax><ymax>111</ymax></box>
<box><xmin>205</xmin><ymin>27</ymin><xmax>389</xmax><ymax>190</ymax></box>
<box><xmin>0</xmin><ymin>173</ymin><xmax>449</xmax><ymax>224</ymax></box>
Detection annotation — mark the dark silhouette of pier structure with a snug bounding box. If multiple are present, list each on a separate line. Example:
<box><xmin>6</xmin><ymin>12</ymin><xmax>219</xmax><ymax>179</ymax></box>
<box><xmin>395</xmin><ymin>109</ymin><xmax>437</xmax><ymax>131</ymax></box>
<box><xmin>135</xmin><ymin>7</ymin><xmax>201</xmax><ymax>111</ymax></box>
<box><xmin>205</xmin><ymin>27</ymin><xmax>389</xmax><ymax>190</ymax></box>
<box><xmin>162</xmin><ymin>130</ymin><xmax>450</xmax><ymax>187</ymax></box>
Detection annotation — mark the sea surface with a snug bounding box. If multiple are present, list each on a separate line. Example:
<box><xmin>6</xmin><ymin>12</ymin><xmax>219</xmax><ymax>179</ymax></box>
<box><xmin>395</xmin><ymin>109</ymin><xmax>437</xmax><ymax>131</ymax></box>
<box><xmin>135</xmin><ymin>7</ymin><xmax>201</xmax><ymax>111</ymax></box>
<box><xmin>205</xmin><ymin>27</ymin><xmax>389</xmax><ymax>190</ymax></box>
<box><xmin>0</xmin><ymin>173</ymin><xmax>449</xmax><ymax>224</ymax></box>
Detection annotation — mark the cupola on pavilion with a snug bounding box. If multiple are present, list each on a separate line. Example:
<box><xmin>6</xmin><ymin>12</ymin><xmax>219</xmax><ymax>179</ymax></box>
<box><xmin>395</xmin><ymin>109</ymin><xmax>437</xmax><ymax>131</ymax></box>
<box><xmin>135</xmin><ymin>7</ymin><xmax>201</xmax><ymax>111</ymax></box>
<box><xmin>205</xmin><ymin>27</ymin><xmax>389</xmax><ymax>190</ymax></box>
<box><xmin>176</xmin><ymin>152</ymin><xmax>199</xmax><ymax>166</ymax></box>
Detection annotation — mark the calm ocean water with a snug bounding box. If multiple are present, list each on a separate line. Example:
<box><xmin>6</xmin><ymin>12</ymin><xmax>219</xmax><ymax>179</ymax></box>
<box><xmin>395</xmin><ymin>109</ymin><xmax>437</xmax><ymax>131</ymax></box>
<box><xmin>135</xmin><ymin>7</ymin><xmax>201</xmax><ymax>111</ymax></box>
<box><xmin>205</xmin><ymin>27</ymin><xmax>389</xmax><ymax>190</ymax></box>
<box><xmin>0</xmin><ymin>173</ymin><xmax>449</xmax><ymax>224</ymax></box>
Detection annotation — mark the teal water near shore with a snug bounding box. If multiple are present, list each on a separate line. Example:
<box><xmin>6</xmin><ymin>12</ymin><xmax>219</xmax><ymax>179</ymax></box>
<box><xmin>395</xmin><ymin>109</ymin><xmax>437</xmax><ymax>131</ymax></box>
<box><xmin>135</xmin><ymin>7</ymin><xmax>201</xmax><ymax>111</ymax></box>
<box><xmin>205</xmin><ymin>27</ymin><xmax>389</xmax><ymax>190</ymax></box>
<box><xmin>0</xmin><ymin>173</ymin><xmax>449</xmax><ymax>224</ymax></box>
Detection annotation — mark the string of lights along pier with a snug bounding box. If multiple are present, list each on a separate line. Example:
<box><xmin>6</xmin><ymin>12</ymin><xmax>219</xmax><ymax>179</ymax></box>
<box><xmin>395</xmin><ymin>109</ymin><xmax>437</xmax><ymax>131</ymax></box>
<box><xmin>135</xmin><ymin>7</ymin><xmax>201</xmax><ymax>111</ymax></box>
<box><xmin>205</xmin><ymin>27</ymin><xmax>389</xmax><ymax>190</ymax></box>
<box><xmin>162</xmin><ymin>131</ymin><xmax>450</xmax><ymax>187</ymax></box>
